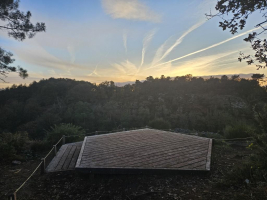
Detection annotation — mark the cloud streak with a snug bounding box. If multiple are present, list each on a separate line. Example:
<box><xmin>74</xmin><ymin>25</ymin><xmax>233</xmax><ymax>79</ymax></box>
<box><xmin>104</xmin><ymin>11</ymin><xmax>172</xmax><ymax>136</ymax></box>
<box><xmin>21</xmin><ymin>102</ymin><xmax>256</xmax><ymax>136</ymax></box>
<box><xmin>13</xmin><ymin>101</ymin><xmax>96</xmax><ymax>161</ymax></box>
<box><xmin>101</xmin><ymin>0</ymin><xmax>161</xmax><ymax>23</ymax></box>
<box><xmin>88</xmin><ymin>65</ymin><xmax>100</xmax><ymax>76</ymax></box>
<box><xmin>123</xmin><ymin>30</ymin><xmax>127</xmax><ymax>54</ymax></box>
<box><xmin>157</xmin><ymin>21</ymin><xmax>204</xmax><ymax>63</ymax></box>
<box><xmin>148</xmin><ymin>26</ymin><xmax>262</xmax><ymax>70</ymax></box>
<box><xmin>140</xmin><ymin>29</ymin><xmax>156</xmax><ymax>68</ymax></box>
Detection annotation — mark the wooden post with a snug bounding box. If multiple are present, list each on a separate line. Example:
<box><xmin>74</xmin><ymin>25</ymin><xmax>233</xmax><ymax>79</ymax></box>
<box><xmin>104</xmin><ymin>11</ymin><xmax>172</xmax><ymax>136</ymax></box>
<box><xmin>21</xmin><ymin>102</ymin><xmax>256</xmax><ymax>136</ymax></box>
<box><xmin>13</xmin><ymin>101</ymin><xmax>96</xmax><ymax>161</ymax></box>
<box><xmin>53</xmin><ymin>145</ymin><xmax>57</xmax><ymax>155</ymax></box>
<box><xmin>41</xmin><ymin>158</ymin><xmax>45</xmax><ymax>175</ymax></box>
<box><xmin>8</xmin><ymin>193</ymin><xmax>16</xmax><ymax>200</ymax></box>
<box><xmin>62</xmin><ymin>135</ymin><xmax>65</xmax><ymax>145</ymax></box>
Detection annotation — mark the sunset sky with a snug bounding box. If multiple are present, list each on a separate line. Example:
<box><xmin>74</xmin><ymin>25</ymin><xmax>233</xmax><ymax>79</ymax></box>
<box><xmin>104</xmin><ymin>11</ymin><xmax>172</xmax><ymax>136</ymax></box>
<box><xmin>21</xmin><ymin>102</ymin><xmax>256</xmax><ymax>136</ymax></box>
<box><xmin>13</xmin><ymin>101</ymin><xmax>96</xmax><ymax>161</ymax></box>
<box><xmin>0</xmin><ymin>0</ymin><xmax>264</xmax><ymax>88</ymax></box>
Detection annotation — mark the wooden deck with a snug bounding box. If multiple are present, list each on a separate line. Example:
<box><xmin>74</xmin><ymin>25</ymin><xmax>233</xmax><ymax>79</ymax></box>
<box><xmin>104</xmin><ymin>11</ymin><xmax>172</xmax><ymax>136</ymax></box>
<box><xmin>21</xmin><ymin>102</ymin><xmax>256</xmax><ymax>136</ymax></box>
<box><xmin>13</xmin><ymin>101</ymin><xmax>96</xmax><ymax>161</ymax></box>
<box><xmin>75</xmin><ymin>129</ymin><xmax>212</xmax><ymax>174</ymax></box>
<box><xmin>46</xmin><ymin>142</ymin><xmax>82</xmax><ymax>173</ymax></box>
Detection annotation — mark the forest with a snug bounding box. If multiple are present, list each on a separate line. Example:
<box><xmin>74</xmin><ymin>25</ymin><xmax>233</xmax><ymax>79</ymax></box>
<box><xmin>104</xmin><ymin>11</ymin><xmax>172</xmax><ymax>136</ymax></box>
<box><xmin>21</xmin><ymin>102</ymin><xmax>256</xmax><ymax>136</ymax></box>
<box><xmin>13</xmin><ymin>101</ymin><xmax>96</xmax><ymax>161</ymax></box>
<box><xmin>1</xmin><ymin>74</ymin><xmax>267</xmax><ymax>199</ymax></box>
<box><xmin>1</xmin><ymin>74</ymin><xmax>267</xmax><ymax>141</ymax></box>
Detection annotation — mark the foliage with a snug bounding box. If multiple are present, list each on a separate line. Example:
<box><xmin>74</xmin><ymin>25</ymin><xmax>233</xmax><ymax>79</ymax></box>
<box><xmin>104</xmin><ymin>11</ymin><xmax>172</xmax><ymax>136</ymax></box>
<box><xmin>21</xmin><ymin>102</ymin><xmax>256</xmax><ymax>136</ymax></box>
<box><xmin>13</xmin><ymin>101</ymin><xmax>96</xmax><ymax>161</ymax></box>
<box><xmin>217</xmin><ymin>135</ymin><xmax>267</xmax><ymax>187</ymax></box>
<box><xmin>0</xmin><ymin>76</ymin><xmax>265</xmax><ymax>139</ymax></box>
<box><xmin>149</xmin><ymin>118</ymin><xmax>171</xmax><ymax>130</ymax></box>
<box><xmin>223</xmin><ymin>121</ymin><xmax>255</xmax><ymax>139</ymax></box>
<box><xmin>253</xmin><ymin>102</ymin><xmax>267</xmax><ymax>132</ymax></box>
<box><xmin>0</xmin><ymin>131</ymin><xmax>29</xmax><ymax>161</ymax></box>
<box><xmin>206</xmin><ymin>0</ymin><xmax>267</xmax><ymax>69</ymax></box>
<box><xmin>0</xmin><ymin>0</ymin><xmax>45</xmax><ymax>80</ymax></box>
<box><xmin>45</xmin><ymin>123</ymin><xmax>85</xmax><ymax>145</ymax></box>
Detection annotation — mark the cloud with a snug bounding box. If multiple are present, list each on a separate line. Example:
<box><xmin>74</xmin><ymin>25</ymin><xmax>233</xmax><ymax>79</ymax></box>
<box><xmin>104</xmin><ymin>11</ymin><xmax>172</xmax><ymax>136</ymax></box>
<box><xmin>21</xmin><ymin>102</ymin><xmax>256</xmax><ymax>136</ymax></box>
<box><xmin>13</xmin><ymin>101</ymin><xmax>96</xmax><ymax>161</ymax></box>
<box><xmin>101</xmin><ymin>0</ymin><xmax>161</xmax><ymax>23</ymax></box>
<box><xmin>151</xmin><ymin>21</ymin><xmax>204</xmax><ymax>66</ymax></box>
<box><xmin>140</xmin><ymin>29</ymin><xmax>156</xmax><ymax>68</ymax></box>
<box><xmin>168</xmin><ymin>51</ymin><xmax>241</xmax><ymax>76</ymax></box>
<box><xmin>88</xmin><ymin>65</ymin><xmax>100</xmax><ymax>76</ymax></box>
<box><xmin>160</xmin><ymin>21</ymin><xmax>204</xmax><ymax>62</ymax></box>
<box><xmin>112</xmin><ymin>59</ymin><xmax>138</xmax><ymax>75</ymax></box>
<box><xmin>67</xmin><ymin>45</ymin><xmax>76</xmax><ymax>64</ymax></box>
<box><xmin>148</xmin><ymin>26</ymin><xmax>263</xmax><ymax>69</ymax></box>
<box><xmin>123</xmin><ymin>30</ymin><xmax>127</xmax><ymax>54</ymax></box>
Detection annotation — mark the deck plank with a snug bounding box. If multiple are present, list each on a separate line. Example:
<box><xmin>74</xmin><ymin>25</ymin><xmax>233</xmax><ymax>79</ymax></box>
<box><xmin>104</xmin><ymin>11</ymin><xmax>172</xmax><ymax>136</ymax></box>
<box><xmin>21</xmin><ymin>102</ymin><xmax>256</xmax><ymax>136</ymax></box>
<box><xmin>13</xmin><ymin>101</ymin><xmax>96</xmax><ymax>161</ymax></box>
<box><xmin>76</xmin><ymin>128</ymin><xmax>212</xmax><ymax>173</ymax></box>
<box><xmin>46</xmin><ymin>142</ymin><xmax>82</xmax><ymax>173</ymax></box>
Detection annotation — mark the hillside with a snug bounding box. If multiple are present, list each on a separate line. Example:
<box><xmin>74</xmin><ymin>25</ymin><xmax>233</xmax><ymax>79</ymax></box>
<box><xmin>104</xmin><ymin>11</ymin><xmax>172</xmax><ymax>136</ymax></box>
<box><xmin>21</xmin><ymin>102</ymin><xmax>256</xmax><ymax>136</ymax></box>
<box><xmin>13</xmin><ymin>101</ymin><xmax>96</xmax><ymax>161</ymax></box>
<box><xmin>0</xmin><ymin>75</ymin><xmax>266</xmax><ymax>140</ymax></box>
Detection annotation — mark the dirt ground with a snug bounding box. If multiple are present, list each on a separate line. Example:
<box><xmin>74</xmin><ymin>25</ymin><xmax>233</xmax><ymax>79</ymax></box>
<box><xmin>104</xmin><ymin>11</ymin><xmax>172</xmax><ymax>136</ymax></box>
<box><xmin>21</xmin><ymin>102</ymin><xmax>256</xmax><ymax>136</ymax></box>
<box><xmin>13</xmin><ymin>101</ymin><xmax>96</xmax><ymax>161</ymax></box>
<box><xmin>1</xmin><ymin>142</ymin><xmax>267</xmax><ymax>200</ymax></box>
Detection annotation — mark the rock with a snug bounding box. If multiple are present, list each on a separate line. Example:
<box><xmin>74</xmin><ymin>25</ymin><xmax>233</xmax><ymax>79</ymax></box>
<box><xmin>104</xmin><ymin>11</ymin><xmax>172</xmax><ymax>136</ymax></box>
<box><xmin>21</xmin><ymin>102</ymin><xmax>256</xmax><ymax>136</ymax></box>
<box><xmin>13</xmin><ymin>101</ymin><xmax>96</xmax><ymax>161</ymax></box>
<box><xmin>12</xmin><ymin>160</ymin><xmax>21</xmax><ymax>165</ymax></box>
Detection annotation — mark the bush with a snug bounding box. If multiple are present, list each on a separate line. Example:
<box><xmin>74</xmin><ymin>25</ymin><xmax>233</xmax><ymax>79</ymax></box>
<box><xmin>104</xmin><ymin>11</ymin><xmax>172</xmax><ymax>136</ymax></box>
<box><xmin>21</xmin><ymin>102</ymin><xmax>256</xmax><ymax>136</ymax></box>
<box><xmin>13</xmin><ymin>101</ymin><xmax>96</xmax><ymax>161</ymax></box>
<box><xmin>45</xmin><ymin>123</ymin><xmax>85</xmax><ymax>145</ymax></box>
<box><xmin>0</xmin><ymin>132</ymin><xmax>29</xmax><ymax>161</ymax></box>
<box><xmin>148</xmin><ymin>118</ymin><xmax>171</xmax><ymax>130</ymax></box>
<box><xmin>223</xmin><ymin>121</ymin><xmax>255</xmax><ymax>139</ymax></box>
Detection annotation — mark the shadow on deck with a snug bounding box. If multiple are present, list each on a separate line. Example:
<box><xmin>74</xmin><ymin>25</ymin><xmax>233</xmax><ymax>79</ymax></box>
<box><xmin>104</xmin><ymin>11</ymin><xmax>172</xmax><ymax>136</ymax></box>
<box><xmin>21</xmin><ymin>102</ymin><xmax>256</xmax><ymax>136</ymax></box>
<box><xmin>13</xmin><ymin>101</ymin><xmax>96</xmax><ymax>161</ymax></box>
<box><xmin>46</xmin><ymin>142</ymin><xmax>82</xmax><ymax>173</ymax></box>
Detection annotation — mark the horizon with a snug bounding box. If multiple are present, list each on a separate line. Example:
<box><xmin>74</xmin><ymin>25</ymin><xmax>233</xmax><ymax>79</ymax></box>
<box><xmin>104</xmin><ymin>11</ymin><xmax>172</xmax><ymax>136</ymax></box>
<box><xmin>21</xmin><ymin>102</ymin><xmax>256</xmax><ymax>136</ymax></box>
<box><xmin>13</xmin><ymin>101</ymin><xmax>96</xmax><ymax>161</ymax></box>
<box><xmin>1</xmin><ymin>72</ymin><xmax>265</xmax><ymax>89</ymax></box>
<box><xmin>0</xmin><ymin>0</ymin><xmax>265</xmax><ymax>88</ymax></box>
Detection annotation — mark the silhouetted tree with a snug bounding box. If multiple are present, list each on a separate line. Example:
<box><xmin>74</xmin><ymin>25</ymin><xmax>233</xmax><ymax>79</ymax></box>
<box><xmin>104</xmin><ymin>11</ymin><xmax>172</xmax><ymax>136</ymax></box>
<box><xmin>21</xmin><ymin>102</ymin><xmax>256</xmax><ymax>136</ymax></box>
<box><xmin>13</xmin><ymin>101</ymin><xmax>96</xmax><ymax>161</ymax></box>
<box><xmin>0</xmin><ymin>0</ymin><xmax>45</xmax><ymax>81</ymax></box>
<box><xmin>206</xmin><ymin>0</ymin><xmax>267</xmax><ymax>69</ymax></box>
<box><xmin>252</xmin><ymin>73</ymin><xmax>265</xmax><ymax>80</ymax></box>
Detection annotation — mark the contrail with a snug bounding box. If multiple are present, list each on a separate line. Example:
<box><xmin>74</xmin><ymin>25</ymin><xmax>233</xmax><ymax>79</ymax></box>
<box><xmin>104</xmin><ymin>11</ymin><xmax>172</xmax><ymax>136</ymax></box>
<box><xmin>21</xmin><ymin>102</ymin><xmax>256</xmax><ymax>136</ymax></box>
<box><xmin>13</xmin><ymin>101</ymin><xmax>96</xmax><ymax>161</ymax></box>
<box><xmin>123</xmin><ymin>30</ymin><xmax>127</xmax><ymax>54</ymax></box>
<box><xmin>158</xmin><ymin>21</ymin><xmax>204</xmax><ymax>62</ymax></box>
<box><xmin>150</xmin><ymin>36</ymin><xmax>172</xmax><ymax>67</ymax></box>
<box><xmin>147</xmin><ymin>26</ymin><xmax>262</xmax><ymax>70</ymax></box>
<box><xmin>140</xmin><ymin>29</ymin><xmax>156</xmax><ymax>68</ymax></box>
<box><xmin>88</xmin><ymin>65</ymin><xmax>99</xmax><ymax>76</ymax></box>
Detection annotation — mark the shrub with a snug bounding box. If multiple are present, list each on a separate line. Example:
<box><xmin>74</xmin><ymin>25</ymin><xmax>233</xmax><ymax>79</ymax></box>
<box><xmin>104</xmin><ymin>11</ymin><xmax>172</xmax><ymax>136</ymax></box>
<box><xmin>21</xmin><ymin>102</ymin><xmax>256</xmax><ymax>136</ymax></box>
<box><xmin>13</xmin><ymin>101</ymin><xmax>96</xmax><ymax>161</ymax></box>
<box><xmin>148</xmin><ymin>118</ymin><xmax>171</xmax><ymax>130</ymax></box>
<box><xmin>223</xmin><ymin>121</ymin><xmax>255</xmax><ymax>139</ymax></box>
<box><xmin>0</xmin><ymin>132</ymin><xmax>29</xmax><ymax>161</ymax></box>
<box><xmin>45</xmin><ymin>123</ymin><xmax>85</xmax><ymax>145</ymax></box>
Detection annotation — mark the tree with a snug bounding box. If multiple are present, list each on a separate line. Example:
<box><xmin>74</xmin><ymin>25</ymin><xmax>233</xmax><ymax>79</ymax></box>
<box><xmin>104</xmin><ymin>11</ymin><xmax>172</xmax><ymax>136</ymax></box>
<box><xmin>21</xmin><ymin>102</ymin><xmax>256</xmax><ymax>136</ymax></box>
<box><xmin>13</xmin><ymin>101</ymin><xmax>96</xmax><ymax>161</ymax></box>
<box><xmin>221</xmin><ymin>75</ymin><xmax>229</xmax><ymax>81</ymax></box>
<box><xmin>231</xmin><ymin>75</ymin><xmax>240</xmax><ymax>80</ymax></box>
<box><xmin>206</xmin><ymin>0</ymin><xmax>267</xmax><ymax>69</ymax></box>
<box><xmin>0</xmin><ymin>0</ymin><xmax>45</xmax><ymax>81</ymax></box>
<box><xmin>251</xmin><ymin>73</ymin><xmax>265</xmax><ymax>80</ymax></box>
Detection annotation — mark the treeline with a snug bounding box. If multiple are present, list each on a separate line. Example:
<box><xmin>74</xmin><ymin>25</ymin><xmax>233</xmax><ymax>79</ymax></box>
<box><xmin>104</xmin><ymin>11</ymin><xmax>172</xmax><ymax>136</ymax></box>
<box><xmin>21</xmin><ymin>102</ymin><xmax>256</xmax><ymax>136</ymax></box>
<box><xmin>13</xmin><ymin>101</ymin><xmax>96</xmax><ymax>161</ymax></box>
<box><xmin>0</xmin><ymin>74</ymin><xmax>267</xmax><ymax>140</ymax></box>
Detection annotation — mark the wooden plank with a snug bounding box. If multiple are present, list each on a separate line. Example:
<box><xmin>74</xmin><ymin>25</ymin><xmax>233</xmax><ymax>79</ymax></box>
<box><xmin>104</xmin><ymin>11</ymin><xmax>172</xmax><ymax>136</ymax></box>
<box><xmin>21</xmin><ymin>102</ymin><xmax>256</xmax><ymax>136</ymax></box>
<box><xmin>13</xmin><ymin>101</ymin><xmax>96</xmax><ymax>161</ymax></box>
<box><xmin>75</xmin><ymin>136</ymin><xmax>87</xmax><ymax>168</ymax></box>
<box><xmin>46</xmin><ymin>142</ymin><xmax>82</xmax><ymax>172</ymax></box>
<box><xmin>69</xmin><ymin>146</ymin><xmax>81</xmax><ymax>169</ymax></box>
<box><xmin>46</xmin><ymin>144</ymin><xmax>68</xmax><ymax>172</ymax></box>
<box><xmin>83</xmin><ymin>145</ymin><xmax>208</xmax><ymax>168</ymax></box>
<box><xmin>75</xmin><ymin>129</ymin><xmax>212</xmax><ymax>173</ymax></box>
<box><xmin>55</xmin><ymin>145</ymin><xmax>72</xmax><ymax>171</ymax></box>
<box><xmin>62</xmin><ymin>145</ymin><xmax>76</xmax><ymax>170</ymax></box>
<box><xmin>171</xmin><ymin>157</ymin><xmax>207</xmax><ymax>168</ymax></box>
<box><xmin>206</xmin><ymin>139</ymin><xmax>212</xmax><ymax>171</ymax></box>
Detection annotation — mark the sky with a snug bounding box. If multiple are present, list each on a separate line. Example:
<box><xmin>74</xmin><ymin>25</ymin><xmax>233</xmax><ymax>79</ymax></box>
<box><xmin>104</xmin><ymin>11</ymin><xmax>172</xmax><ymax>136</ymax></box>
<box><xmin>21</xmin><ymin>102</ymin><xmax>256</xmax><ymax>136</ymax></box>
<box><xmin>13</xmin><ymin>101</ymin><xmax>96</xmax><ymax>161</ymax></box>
<box><xmin>0</xmin><ymin>0</ymin><xmax>264</xmax><ymax>88</ymax></box>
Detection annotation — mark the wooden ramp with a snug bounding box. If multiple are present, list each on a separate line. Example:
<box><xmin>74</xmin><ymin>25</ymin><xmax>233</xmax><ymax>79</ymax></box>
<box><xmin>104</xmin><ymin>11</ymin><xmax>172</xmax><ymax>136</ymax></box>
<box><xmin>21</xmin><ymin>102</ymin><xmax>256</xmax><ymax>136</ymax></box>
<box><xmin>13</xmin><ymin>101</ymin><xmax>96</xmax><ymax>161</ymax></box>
<box><xmin>75</xmin><ymin>129</ymin><xmax>212</xmax><ymax>174</ymax></box>
<box><xmin>46</xmin><ymin>142</ymin><xmax>82</xmax><ymax>173</ymax></box>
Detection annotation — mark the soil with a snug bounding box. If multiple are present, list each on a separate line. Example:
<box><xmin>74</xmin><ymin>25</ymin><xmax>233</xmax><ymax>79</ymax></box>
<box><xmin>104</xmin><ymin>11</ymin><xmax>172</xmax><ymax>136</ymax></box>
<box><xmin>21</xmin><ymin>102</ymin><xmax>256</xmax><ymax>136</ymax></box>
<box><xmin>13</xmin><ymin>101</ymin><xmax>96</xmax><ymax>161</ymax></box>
<box><xmin>1</xmin><ymin>141</ymin><xmax>267</xmax><ymax>200</ymax></box>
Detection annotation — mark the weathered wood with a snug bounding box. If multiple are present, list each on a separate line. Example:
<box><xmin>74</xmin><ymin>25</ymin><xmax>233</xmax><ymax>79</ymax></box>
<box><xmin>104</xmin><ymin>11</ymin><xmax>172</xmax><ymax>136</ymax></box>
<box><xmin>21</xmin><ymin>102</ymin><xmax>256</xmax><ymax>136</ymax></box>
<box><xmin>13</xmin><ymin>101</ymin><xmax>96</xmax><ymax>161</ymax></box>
<box><xmin>69</xmin><ymin>146</ymin><xmax>81</xmax><ymax>169</ymax></box>
<box><xmin>46</xmin><ymin>142</ymin><xmax>82</xmax><ymax>173</ymax></box>
<box><xmin>62</xmin><ymin>145</ymin><xmax>76</xmax><ymax>170</ymax></box>
<box><xmin>46</xmin><ymin>144</ymin><xmax>68</xmax><ymax>172</ymax></box>
<box><xmin>76</xmin><ymin>128</ymin><xmax>212</xmax><ymax>173</ymax></box>
<box><xmin>206</xmin><ymin>139</ymin><xmax>212</xmax><ymax>171</ymax></box>
<box><xmin>8</xmin><ymin>193</ymin><xmax>16</xmax><ymax>200</ymax></box>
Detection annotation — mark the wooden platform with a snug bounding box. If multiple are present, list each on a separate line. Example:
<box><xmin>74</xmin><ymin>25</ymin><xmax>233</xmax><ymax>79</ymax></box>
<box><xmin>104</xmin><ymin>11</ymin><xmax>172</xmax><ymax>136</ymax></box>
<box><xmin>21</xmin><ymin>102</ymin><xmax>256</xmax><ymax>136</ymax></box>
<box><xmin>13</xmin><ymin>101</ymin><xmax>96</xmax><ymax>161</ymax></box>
<box><xmin>46</xmin><ymin>142</ymin><xmax>82</xmax><ymax>173</ymax></box>
<box><xmin>75</xmin><ymin>129</ymin><xmax>212</xmax><ymax>174</ymax></box>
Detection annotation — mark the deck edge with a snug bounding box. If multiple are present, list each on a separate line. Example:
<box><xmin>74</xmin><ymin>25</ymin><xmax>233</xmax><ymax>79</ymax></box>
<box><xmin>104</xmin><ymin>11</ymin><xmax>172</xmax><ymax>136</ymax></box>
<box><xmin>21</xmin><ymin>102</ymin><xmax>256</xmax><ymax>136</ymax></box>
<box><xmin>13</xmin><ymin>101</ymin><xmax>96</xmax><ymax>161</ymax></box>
<box><xmin>75</xmin><ymin>167</ymin><xmax>210</xmax><ymax>174</ymax></box>
<box><xmin>206</xmin><ymin>139</ymin><xmax>212</xmax><ymax>171</ymax></box>
<box><xmin>75</xmin><ymin>136</ymin><xmax>87</xmax><ymax>168</ymax></box>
